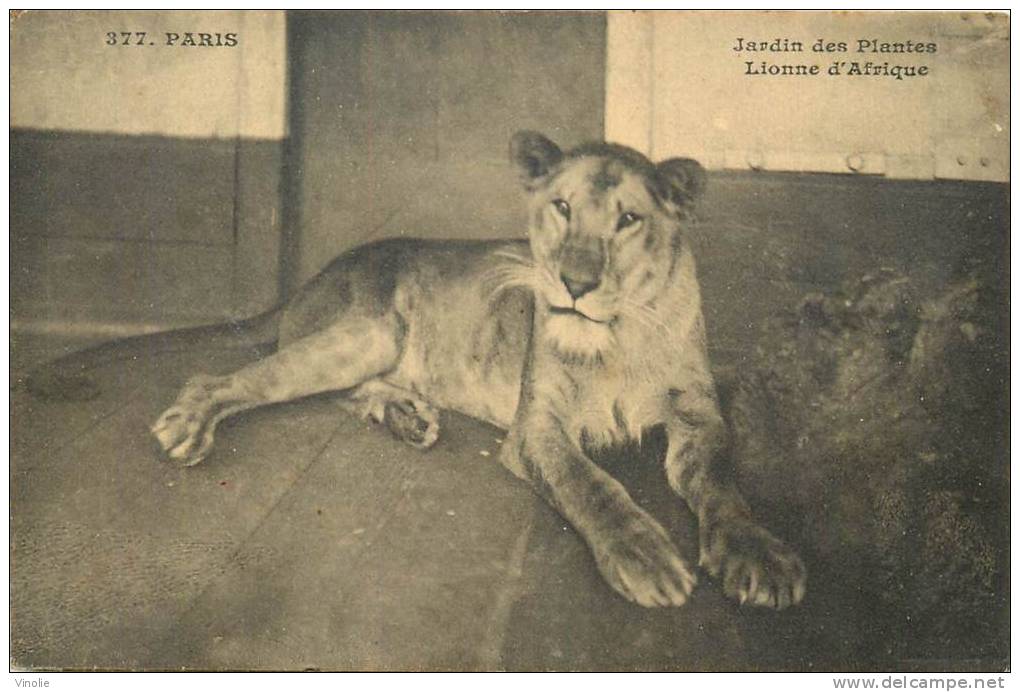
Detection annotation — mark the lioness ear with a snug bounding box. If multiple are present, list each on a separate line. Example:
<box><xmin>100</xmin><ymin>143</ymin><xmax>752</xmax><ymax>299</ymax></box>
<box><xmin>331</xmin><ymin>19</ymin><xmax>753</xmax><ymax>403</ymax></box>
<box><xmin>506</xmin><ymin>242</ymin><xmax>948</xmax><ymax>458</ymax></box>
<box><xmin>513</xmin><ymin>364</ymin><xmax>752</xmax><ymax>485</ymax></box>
<box><xmin>655</xmin><ymin>158</ymin><xmax>707</xmax><ymax>212</ymax></box>
<box><xmin>510</xmin><ymin>131</ymin><xmax>563</xmax><ymax>186</ymax></box>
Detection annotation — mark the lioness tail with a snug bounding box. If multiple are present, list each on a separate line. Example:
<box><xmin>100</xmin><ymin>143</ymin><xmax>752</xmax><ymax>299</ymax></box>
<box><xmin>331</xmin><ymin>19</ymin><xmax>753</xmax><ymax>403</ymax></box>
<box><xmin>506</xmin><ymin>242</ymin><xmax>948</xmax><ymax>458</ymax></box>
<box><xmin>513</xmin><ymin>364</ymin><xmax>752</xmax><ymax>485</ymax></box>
<box><xmin>23</xmin><ymin>309</ymin><xmax>283</xmax><ymax>401</ymax></box>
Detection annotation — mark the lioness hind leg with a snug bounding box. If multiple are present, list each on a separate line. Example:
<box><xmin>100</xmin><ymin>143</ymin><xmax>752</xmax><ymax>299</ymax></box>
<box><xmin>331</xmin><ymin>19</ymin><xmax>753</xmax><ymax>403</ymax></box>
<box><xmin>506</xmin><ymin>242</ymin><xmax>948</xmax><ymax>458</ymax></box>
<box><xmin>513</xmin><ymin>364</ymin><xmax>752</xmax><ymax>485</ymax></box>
<box><xmin>339</xmin><ymin>380</ymin><xmax>441</xmax><ymax>450</ymax></box>
<box><xmin>152</xmin><ymin>314</ymin><xmax>404</xmax><ymax>466</ymax></box>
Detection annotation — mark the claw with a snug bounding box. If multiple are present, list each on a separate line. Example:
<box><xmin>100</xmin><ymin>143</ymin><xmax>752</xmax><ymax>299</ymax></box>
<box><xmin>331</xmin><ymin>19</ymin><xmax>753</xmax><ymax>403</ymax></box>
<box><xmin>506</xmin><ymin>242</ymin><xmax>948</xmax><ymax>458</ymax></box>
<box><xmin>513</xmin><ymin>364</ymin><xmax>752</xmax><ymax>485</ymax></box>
<box><xmin>793</xmin><ymin>578</ymin><xmax>807</xmax><ymax>605</ymax></box>
<box><xmin>706</xmin><ymin>519</ymin><xmax>807</xmax><ymax>609</ymax></box>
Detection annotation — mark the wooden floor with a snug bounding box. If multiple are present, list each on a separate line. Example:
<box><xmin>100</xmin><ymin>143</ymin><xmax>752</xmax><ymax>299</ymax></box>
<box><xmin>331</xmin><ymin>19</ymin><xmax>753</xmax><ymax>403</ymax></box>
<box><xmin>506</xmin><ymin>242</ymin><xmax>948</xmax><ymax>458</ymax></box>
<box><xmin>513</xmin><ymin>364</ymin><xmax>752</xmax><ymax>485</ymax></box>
<box><xmin>6</xmin><ymin>334</ymin><xmax>999</xmax><ymax>671</ymax></box>
<box><xmin>7</xmin><ymin>337</ymin><xmax>785</xmax><ymax>670</ymax></box>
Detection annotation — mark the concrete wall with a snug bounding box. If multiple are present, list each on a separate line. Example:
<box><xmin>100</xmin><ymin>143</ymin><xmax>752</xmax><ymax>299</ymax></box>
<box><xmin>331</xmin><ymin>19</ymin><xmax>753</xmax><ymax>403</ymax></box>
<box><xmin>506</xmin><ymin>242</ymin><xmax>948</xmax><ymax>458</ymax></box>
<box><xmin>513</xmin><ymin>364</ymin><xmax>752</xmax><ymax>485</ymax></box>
<box><xmin>11</xmin><ymin>11</ymin><xmax>287</xmax><ymax>331</ymax></box>
<box><xmin>11</xmin><ymin>131</ymin><xmax>283</xmax><ymax>329</ymax></box>
<box><xmin>285</xmin><ymin>11</ymin><xmax>607</xmax><ymax>288</ymax></box>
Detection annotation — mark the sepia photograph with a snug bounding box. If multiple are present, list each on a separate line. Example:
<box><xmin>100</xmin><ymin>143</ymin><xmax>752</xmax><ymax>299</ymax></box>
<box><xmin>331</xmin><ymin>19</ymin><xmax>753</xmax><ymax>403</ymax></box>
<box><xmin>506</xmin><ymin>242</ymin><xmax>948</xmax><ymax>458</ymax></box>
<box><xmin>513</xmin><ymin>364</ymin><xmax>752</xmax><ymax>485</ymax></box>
<box><xmin>8</xmin><ymin>9</ymin><xmax>1010</xmax><ymax>673</ymax></box>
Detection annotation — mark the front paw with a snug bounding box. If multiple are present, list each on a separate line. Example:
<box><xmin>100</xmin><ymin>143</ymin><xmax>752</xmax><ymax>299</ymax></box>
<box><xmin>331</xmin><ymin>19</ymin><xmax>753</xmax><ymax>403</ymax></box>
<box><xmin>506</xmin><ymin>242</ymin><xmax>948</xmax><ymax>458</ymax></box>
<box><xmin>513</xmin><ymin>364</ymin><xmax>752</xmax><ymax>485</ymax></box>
<box><xmin>591</xmin><ymin>514</ymin><xmax>698</xmax><ymax>608</ymax></box>
<box><xmin>700</xmin><ymin>518</ymin><xmax>806</xmax><ymax>609</ymax></box>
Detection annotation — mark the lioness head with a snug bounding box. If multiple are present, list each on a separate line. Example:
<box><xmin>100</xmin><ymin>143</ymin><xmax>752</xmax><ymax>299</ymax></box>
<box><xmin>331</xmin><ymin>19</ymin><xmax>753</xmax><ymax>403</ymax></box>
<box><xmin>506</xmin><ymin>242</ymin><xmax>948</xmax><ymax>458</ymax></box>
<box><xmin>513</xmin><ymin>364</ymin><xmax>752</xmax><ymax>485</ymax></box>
<box><xmin>509</xmin><ymin>131</ymin><xmax>706</xmax><ymax>361</ymax></box>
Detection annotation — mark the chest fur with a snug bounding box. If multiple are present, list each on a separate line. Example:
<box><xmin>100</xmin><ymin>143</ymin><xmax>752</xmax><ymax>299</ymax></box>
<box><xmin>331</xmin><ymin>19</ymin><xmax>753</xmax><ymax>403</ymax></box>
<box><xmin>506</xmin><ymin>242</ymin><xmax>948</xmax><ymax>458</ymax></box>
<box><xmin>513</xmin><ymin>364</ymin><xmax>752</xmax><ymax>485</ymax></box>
<box><xmin>532</xmin><ymin>315</ymin><xmax>713</xmax><ymax>450</ymax></box>
<box><xmin>559</xmin><ymin>359</ymin><xmax>670</xmax><ymax>450</ymax></box>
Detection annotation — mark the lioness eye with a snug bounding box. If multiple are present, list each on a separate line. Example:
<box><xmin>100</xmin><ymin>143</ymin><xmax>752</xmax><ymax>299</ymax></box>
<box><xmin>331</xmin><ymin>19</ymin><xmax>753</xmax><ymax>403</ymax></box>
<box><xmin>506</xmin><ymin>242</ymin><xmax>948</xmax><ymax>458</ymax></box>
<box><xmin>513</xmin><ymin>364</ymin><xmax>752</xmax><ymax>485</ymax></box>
<box><xmin>552</xmin><ymin>199</ymin><xmax>571</xmax><ymax>220</ymax></box>
<box><xmin>617</xmin><ymin>211</ymin><xmax>643</xmax><ymax>232</ymax></box>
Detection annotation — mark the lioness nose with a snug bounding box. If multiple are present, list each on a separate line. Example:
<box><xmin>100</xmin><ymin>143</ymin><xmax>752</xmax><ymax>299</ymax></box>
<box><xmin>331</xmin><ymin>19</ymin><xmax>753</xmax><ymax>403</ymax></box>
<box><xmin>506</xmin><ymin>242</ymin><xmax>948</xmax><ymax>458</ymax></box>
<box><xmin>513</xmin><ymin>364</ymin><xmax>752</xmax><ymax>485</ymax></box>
<box><xmin>561</xmin><ymin>273</ymin><xmax>600</xmax><ymax>300</ymax></box>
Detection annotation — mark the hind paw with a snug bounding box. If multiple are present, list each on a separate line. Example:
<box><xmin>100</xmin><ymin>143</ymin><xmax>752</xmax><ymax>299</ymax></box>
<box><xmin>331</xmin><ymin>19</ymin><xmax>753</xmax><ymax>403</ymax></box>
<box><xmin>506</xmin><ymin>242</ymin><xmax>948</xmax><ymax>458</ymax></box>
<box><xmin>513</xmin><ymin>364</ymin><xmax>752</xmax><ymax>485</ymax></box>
<box><xmin>339</xmin><ymin>381</ymin><xmax>441</xmax><ymax>450</ymax></box>
<box><xmin>151</xmin><ymin>406</ymin><xmax>214</xmax><ymax>466</ymax></box>
<box><xmin>384</xmin><ymin>397</ymin><xmax>440</xmax><ymax>449</ymax></box>
<box><xmin>151</xmin><ymin>375</ymin><xmax>223</xmax><ymax>466</ymax></box>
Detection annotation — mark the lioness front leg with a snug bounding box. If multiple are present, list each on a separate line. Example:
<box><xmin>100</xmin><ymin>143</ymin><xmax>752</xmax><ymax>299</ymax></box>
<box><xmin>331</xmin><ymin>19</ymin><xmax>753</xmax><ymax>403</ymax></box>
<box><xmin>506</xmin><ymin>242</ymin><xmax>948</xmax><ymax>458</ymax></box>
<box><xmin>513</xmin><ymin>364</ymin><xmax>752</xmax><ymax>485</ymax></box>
<box><xmin>502</xmin><ymin>415</ymin><xmax>697</xmax><ymax>607</ymax></box>
<box><xmin>152</xmin><ymin>314</ymin><xmax>404</xmax><ymax>466</ymax></box>
<box><xmin>664</xmin><ymin>404</ymin><xmax>806</xmax><ymax>609</ymax></box>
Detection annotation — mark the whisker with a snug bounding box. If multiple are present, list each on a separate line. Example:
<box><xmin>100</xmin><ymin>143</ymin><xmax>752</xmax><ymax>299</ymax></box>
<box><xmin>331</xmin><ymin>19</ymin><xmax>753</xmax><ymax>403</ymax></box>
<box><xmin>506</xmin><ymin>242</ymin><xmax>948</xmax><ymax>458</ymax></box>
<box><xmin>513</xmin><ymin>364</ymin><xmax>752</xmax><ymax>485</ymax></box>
<box><xmin>541</xmin><ymin>266</ymin><xmax>560</xmax><ymax>287</ymax></box>
<box><xmin>479</xmin><ymin>267</ymin><xmax>522</xmax><ymax>284</ymax></box>
<box><xmin>480</xmin><ymin>265</ymin><xmax>530</xmax><ymax>284</ymax></box>
<box><xmin>622</xmin><ymin>299</ymin><xmax>674</xmax><ymax>339</ymax></box>
<box><xmin>488</xmin><ymin>280</ymin><xmax>530</xmax><ymax>298</ymax></box>
<box><xmin>492</xmin><ymin>249</ymin><xmax>535</xmax><ymax>267</ymax></box>
<box><xmin>488</xmin><ymin>284</ymin><xmax>537</xmax><ymax>304</ymax></box>
<box><xmin>625</xmin><ymin>308</ymin><xmax>658</xmax><ymax>333</ymax></box>
<box><xmin>640</xmin><ymin>309</ymin><xmax>673</xmax><ymax>338</ymax></box>
<box><xmin>482</xmin><ymin>264</ymin><xmax>538</xmax><ymax>301</ymax></box>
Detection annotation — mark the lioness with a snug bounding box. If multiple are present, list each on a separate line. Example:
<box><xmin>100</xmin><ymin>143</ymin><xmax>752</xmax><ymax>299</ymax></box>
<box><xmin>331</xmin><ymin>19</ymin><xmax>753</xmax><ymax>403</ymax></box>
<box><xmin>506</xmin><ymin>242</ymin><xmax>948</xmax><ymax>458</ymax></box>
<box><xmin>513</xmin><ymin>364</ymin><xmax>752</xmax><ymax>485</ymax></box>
<box><xmin>32</xmin><ymin>132</ymin><xmax>805</xmax><ymax>609</ymax></box>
